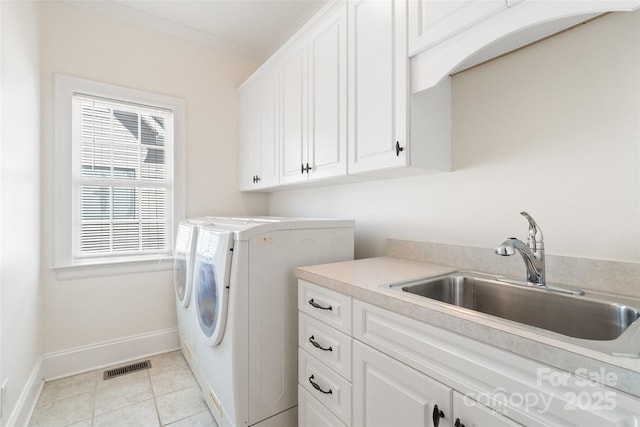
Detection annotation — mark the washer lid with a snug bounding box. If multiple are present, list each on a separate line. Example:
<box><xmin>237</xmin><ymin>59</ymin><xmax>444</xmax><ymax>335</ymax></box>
<box><xmin>194</xmin><ymin>228</ymin><xmax>234</xmax><ymax>346</ymax></box>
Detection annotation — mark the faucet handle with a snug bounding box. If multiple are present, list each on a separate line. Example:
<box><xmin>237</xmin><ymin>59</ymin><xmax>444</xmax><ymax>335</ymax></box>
<box><xmin>520</xmin><ymin>211</ymin><xmax>543</xmax><ymax>250</ymax></box>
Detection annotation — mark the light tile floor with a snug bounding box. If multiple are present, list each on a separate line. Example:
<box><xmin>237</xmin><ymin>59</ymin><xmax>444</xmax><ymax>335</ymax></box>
<box><xmin>29</xmin><ymin>351</ymin><xmax>217</xmax><ymax>427</ymax></box>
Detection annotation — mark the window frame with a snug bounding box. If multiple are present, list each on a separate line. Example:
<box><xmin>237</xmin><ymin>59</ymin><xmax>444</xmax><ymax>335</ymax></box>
<box><xmin>54</xmin><ymin>74</ymin><xmax>185</xmax><ymax>278</ymax></box>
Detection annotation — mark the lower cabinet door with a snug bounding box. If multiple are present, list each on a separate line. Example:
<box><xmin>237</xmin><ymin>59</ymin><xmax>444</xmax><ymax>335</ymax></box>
<box><xmin>453</xmin><ymin>392</ymin><xmax>522</xmax><ymax>427</ymax></box>
<box><xmin>299</xmin><ymin>386</ymin><xmax>348</xmax><ymax>427</ymax></box>
<box><xmin>352</xmin><ymin>340</ymin><xmax>452</xmax><ymax>427</ymax></box>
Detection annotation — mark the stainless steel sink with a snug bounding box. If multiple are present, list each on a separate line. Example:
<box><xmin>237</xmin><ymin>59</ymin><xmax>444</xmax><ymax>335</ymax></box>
<box><xmin>383</xmin><ymin>272</ymin><xmax>640</xmax><ymax>355</ymax></box>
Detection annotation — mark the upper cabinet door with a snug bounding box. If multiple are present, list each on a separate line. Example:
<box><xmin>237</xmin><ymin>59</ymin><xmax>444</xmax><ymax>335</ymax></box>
<box><xmin>408</xmin><ymin>0</ymin><xmax>506</xmax><ymax>57</ymax></box>
<box><xmin>238</xmin><ymin>86</ymin><xmax>258</xmax><ymax>191</ymax></box>
<box><xmin>256</xmin><ymin>69</ymin><xmax>280</xmax><ymax>189</ymax></box>
<box><xmin>348</xmin><ymin>0</ymin><xmax>408</xmax><ymax>175</ymax></box>
<box><xmin>238</xmin><ymin>69</ymin><xmax>280</xmax><ymax>191</ymax></box>
<box><xmin>280</xmin><ymin>45</ymin><xmax>308</xmax><ymax>185</ymax></box>
<box><xmin>307</xmin><ymin>4</ymin><xmax>348</xmax><ymax>181</ymax></box>
<box><xmin>280</xmin><ymin>3</ymin><xmax>348</xmax><ymax>185</ymax></box>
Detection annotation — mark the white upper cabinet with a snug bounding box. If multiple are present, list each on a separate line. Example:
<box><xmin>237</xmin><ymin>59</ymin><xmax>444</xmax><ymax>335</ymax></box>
<box><xmin>408</xmin><ymin>0</ymin><xmax>507</xmax><ymax>56</ymax></box>
<box><xmin>280</xmin><ymin>45</ymin><xmax>308</xmax><ymax>184</ymax></box>
<box><xmin>238</xmin><ymin>69</ymin><xmax>279</xmax><ymax>191</ymax></box>
<box><xmin>239</xmin><ymin>0</ymin><xmax>640</xmax><ymax>190</ymax></box>
<box><xmin>308</xmin><ymin>6</ymin><xmax>348</xmax><ymax>181</ymax></box>
<box><xmin>348</xmin><ymin>0</ymin><xmax>451</xmax><ymax>177</ymax></box>
<box><xmin>238</xmin><ymin>86</ymin><xmax>258</xmax><ymax>191</ymax></box>
<box><xmin>347</xmin><ymin>0</ymin><xmax>409</xmax><ymax>175</ymax></box>
<box><xmin>258</xmin><ymin>70</ymin><xmax>279</xmax><ymax>188</ymax></box>
<box><xmin>410</xmin><ymin>0</ymin><xmax>640</xmax><ymax>91</ymax></box>
<box><xmin>280</xmin><ymin>4</ymin><xmax>348</xmax><ymax>185</ymax></box>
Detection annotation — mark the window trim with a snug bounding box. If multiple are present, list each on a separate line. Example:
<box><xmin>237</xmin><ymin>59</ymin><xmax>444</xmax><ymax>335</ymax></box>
<box><xmin>54</xmin><ymin>74</ymin><xmax>185</xmax><ymax>277</ymax></box>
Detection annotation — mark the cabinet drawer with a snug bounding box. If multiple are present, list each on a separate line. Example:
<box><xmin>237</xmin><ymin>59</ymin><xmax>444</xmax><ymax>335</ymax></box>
<box><xmin>299</xmin><ymin>280</ymin><xmax>352</xmax><ymax>334</ymax></box>
<box><xmin>299</xmin><ymin>348</ymin><xmax>352</xmax><ymax>425</ymax></box>
<box><xmin>298</xmin><ymin>385</ymin><xmax>348</xmax><ymax>427</ymax></box>
<box><xmin>299</xmin><ymin>312</ymin><xmax>352</xmax><ymax>380</ymax></box>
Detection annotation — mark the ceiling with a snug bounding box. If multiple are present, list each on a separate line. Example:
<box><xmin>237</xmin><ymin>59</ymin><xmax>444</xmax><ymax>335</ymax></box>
<box><xmin>66</xmin><ymin>0</ymin><xmax>328</xmax><ymax>60</ymax></box>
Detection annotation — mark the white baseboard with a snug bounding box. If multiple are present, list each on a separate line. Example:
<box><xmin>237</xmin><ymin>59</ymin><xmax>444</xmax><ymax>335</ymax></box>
<box><xmin>42</xmin><ymin>328</ymin><xmax>180</xmax><ymax>381</ymax></box>
<box><xmin>9</xmin><ymin>328</ymin><xmax>180</xmax><ymax>426</ymax></box>
<box><xmin>7</xmin><ymin>358</ymin><xmax>44</xmax><ymax>427</ymax></box>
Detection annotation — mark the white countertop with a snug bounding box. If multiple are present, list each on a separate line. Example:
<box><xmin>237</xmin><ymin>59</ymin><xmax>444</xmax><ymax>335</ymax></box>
<box><xmin>296</xmin><ymin>256</ymin><xmax>640</xmax><ymax>398</ymax></box>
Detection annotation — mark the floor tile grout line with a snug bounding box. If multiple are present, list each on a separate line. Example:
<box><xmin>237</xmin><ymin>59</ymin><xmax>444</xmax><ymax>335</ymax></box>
<box><xmin>90</xmin><ymin>368</ymin><xmax>99</xmax><ymax>427</ymax></box>
<box><xmin>35</xmin><ymin>371</ymin><xmax>99</xmax><ymax>409</ymax></box>
<box><xmin>92</xmin><ymin>369</ymin><xmax>155</xmax><ymax>423</ymax></box>
<box><xmin>148</xmin><ymin>369</ymin><xmax>164</xmax><ymax>427</ymax></box>
<box><xmin>151</xmin><ymin>375</ymin><xmax>210</xmax><ymax>425</ymax></box>
<box><xmin>90</xmin><ymin>397</ymin><xmax>157</xmax><ymax>425</ymax></box>
<box><xmin>30</xmin><ymin>351</ymin><xmax>206</xmax><ymax>427</ymax></box>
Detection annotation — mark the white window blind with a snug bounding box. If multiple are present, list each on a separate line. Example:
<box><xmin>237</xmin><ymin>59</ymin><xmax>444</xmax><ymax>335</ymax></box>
<box><xmin>72</xmin><ymin>94</ymin><xmax>174</xmax><ymax>261</ymax></box>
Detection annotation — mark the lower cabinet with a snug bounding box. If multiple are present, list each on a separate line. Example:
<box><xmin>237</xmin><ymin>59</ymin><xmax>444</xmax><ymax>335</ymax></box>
<box><xmin>299</xmin><ymin>349</ymin><xmax>352</xmax><ymax>425</ymax></box>
<box><xmin>298</xmin><ymin>280</ymin><xmax>640</xmax><ymax>426</ymax></box>
<box><xmin>352</xmin><ymin>340</ymin><xmax>520</xmax><ymax>427</ymax></box>
<box><xmin>453</xmin><ymin>392</ymin><xmax>521</xmax><ymax>427</ymax></box>
<box><xmin>352</xmin><ymin>340</ymin><xmax>453</xmax><ymax>427</ymax></box>
<box><xmin>299</xmin><ymin>385</ymin><xmax>347</xmax><ymax>427</ymax></box>
<box><xmin>298</xmin><ymin>280</ymin><xmax>354</xmax><ymax>427</ymax></box>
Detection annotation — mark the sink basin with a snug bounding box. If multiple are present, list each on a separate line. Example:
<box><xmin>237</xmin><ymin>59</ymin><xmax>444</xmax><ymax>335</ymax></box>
<box><xmin>383</xmin><ymin>272</ymin><xmax>640</xmax><ymax>342</ymax></box>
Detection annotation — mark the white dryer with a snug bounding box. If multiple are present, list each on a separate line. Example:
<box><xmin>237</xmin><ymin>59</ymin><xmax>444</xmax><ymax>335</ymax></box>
<box><xmin>175</xmin><ymin>217</ymin><xmax>241</xmax><ymax>386</ymax></box>
<box><xmin>174</xmin><ymin>218</ymin><xmax>209</xmax><ymax>363</ymax></box>
<box><xmin>193</xmin><ymin>224</ymin><xmax>234</xmax><ymax>347</ymax></box>
<box><xmin>192</xmin><ymin>217</ymin><xmax>354</xmax><ymax>427</ymax></box>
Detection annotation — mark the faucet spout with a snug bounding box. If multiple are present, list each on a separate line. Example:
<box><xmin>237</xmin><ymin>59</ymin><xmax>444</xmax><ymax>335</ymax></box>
<box><xmin>495</xmin><ymin>212</ymin><xmax>584</xmax><ymax>295</ymax></box>
<box><xmin>495</xmin><ymin>237</ymin><xmax>545</xmax><ymax>285</ymax></box>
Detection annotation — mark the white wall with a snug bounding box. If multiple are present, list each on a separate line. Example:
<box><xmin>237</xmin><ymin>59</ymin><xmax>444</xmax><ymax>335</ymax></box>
<box><xmin>40</xmin><ymin>1</ymin><xmax>267</xmax><ymax>354</ymax></box>
<box><xmin>270</xmin><ymin>11</ymin><xmax>640</xmax><ymax>265</ymax></box>
<box><xmin>1</xmin><ymin>1</ymin><xmax>42</xmax><ymax>423</ymax></box>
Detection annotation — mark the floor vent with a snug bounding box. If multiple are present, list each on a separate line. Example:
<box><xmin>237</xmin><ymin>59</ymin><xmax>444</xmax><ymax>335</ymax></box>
<box><xmin>103</xmin><ymin>360</ymin><xmax>152</xmax><ymax>380</ymax></box>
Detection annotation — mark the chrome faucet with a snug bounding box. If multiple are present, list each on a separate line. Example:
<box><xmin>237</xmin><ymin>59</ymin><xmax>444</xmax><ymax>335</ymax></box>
<box><xmin>495</xmin><ymin>212</ymin><xmax>584</xmax><ymax>295</ymax></box>
<box><xmin>496</xmin><ymin>212</ymin><xmax>546</xmax><ymax>286</ymax></box>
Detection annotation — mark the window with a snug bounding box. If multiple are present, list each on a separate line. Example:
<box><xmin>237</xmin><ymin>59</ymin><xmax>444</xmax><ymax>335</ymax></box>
<box><xmin>55</xmin><ymin>75</ymin><xmax>185</xmax><ymax>276</ymax></box>
<box><xmin>73</xmin><ymin>95</ymin><xmax>172</xmax><ymax>259</ymax></box>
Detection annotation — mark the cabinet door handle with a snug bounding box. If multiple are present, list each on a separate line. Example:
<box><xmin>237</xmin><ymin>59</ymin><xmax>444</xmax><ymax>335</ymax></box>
<box><xmin>454</xmin><ymin>419</ymin><xmax>466</xmax><ymax>427</ymax></box>
<box><xmin>432</xmin><ymin>405</ymin><xmax>444</xmax><ymax>427</ymax></box>
<box><xmin>395</xmin><ymin>141</ymin><xmax>404</xmax><ymax>156</ymax></box>
<box><xmin>308</xmin><ymin>375</ymin><xmax>332</xmax><ymax>394</ymax></box>
<box><xmin>252</xmin><ymin>175</ymin><xmax>256</xmax><ymax>183</ymax></box>
<box><xmin>255</xmin><ymin>175</ymin><xmax>261</xmax><ymax>183</ymax></box>
<box><xmin>308</xmin><ymin>298</ymin><xmax>332</xmax><ymax>311</ymax></box>
<box><xmin>308</xmin><ymin>335</ymin><xmax>333</xmax><ymax>352</ymax></box>
<box><xmin>301</xmin><ymin>163</ymin><xmax>305</xmax><ymax>175</ymax></box>
<box><xmin>305</xmin><ymin>162</ymin><xmax>312</xmax><ymax>173</ymax></box>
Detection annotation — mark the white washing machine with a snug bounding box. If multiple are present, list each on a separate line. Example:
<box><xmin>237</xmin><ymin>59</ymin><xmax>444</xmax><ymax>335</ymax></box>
<box><xmin>192</xmin><ymin>217</ymin><xmax>355</xmax><ymax>427</ymax></box>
